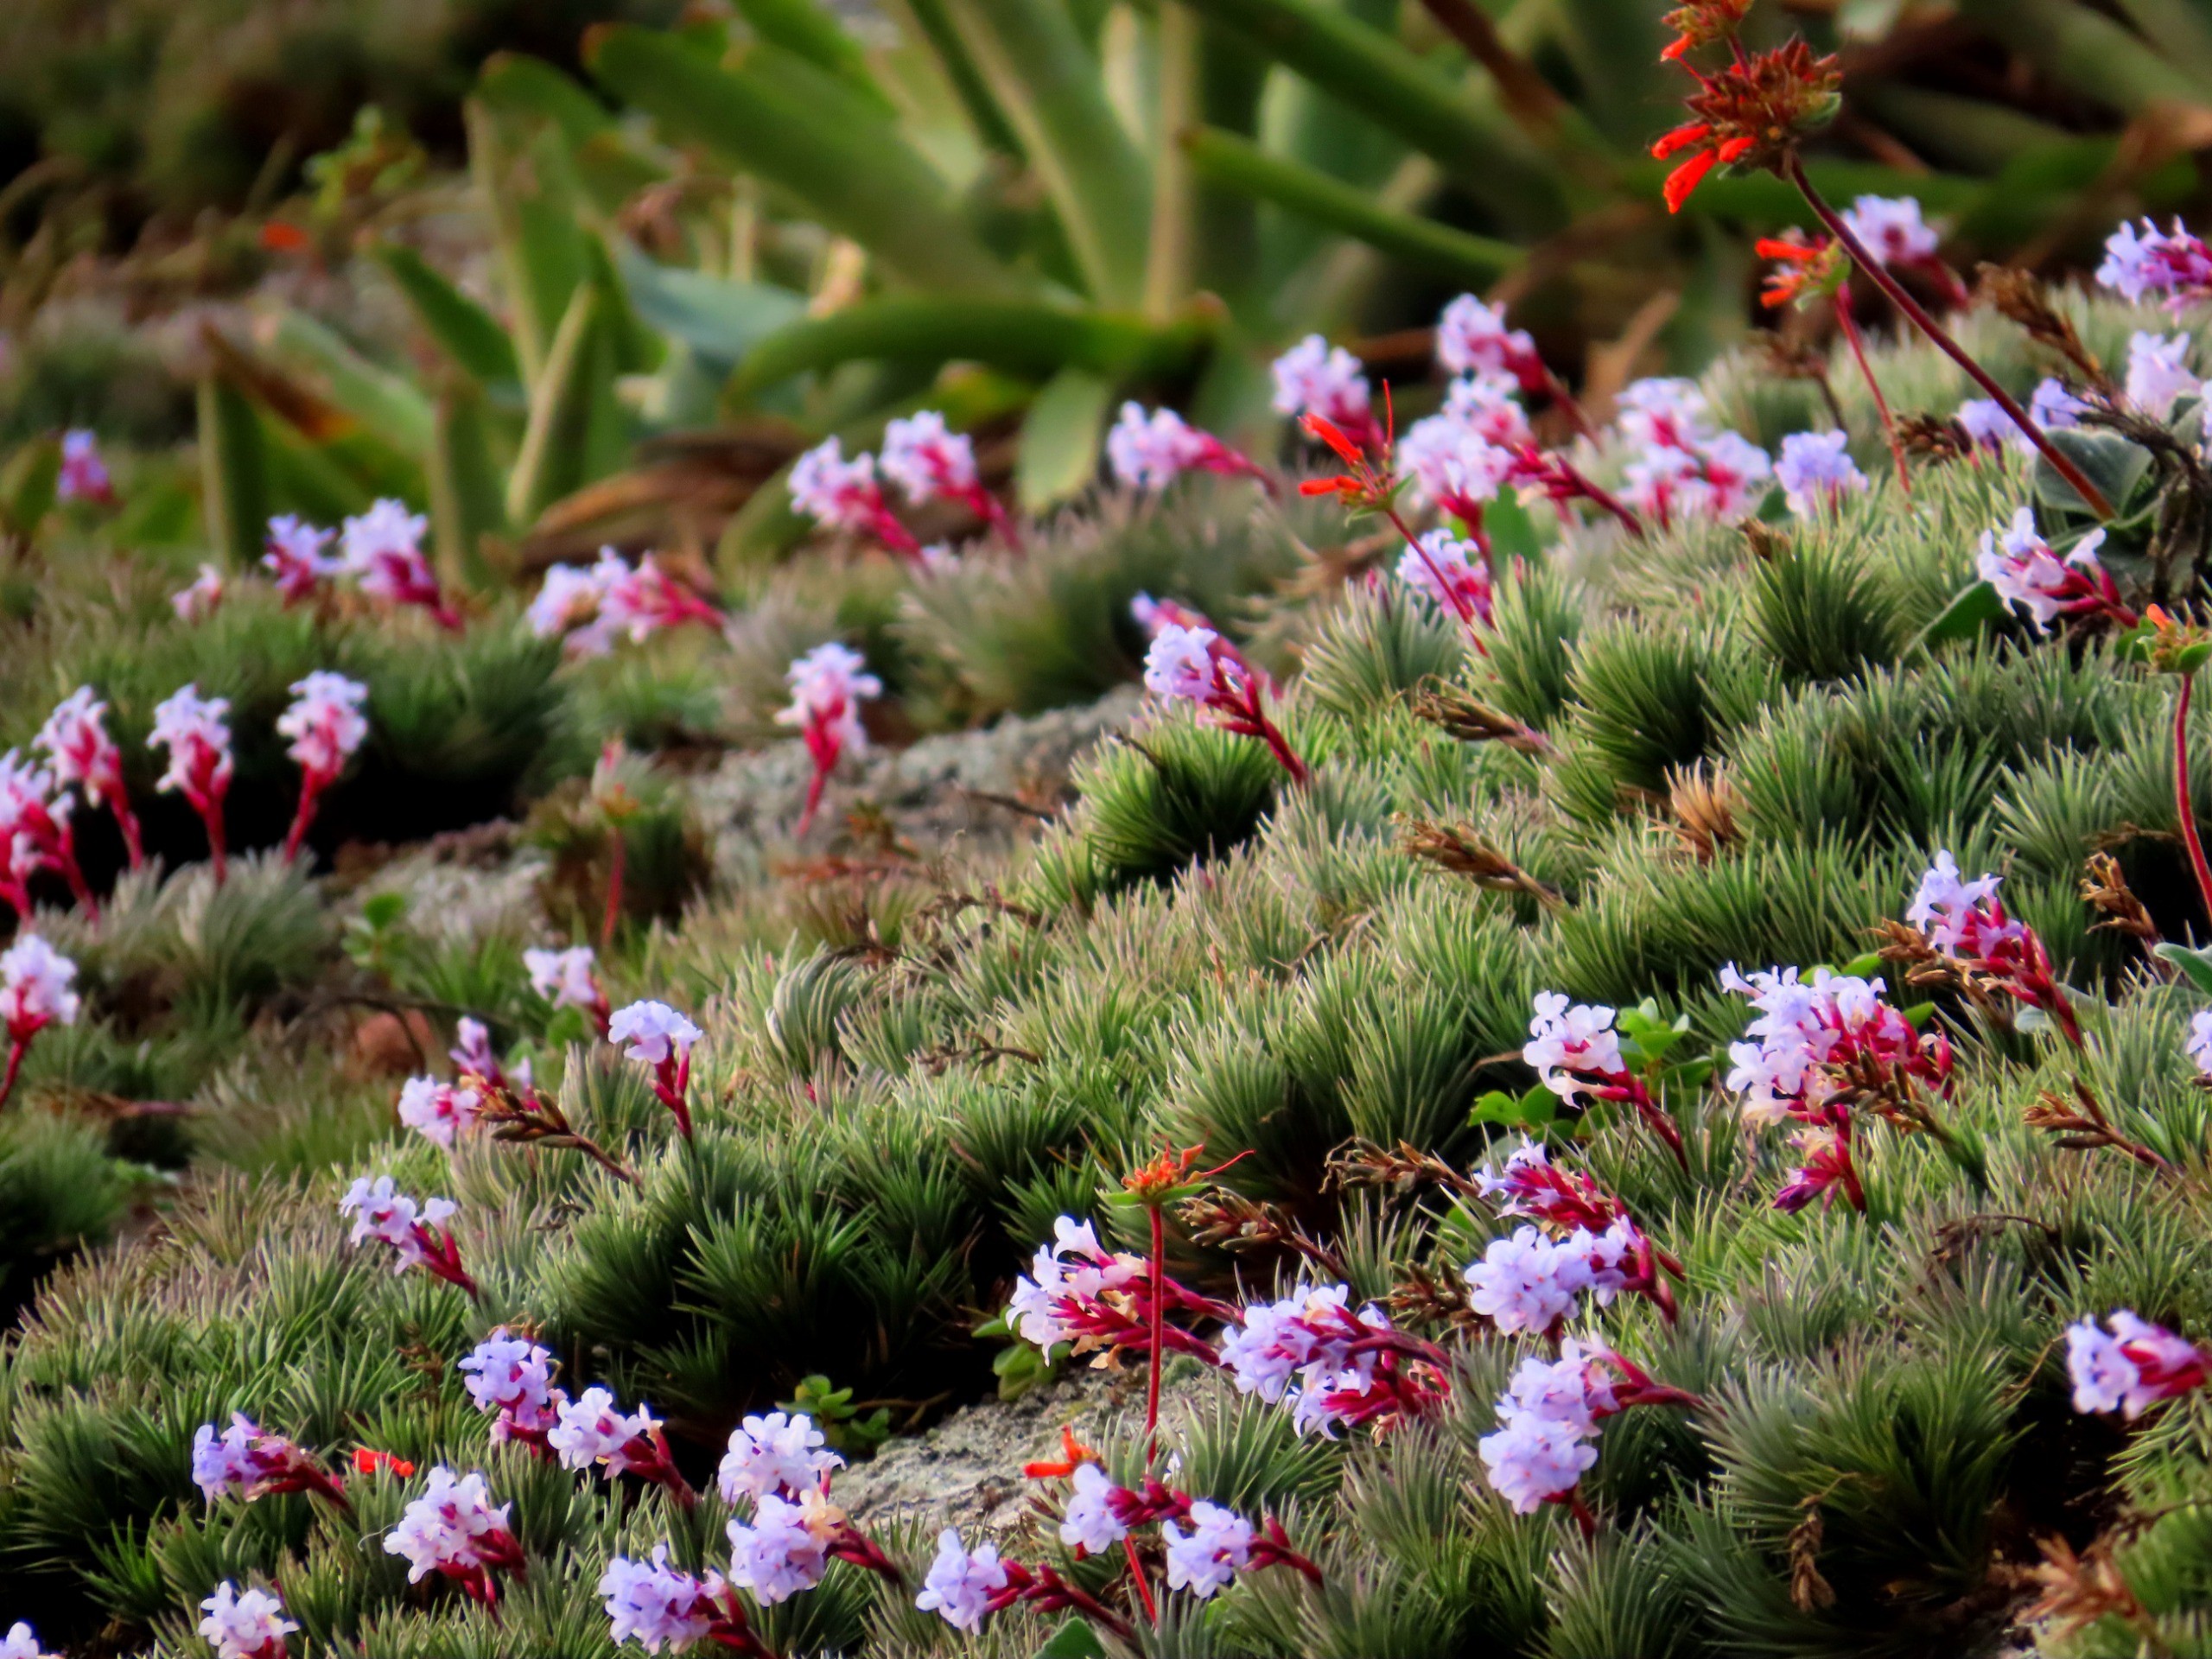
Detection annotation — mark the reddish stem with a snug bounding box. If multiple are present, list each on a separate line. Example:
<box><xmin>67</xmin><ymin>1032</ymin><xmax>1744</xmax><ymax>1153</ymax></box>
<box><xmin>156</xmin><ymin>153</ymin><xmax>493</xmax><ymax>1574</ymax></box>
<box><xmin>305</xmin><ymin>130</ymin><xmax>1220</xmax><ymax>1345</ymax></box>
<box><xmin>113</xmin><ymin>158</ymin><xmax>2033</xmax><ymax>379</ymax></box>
<box><xmin>113</xmin><ymin>797</ymin><xmax>145</xmax><ymax>871</ymax></box>
<box><xmin>0</xmin><ymin>1038</ymin><xmax>24</xmax><ymax>1110</ymax></box>
<box><xmin>1832</xmin><ymin>283</ymin><xmax>1910</xmax><ymax>496</ymax></box>
<box><xmin>2176</xmin><ymin>671</ymin><xmax>2212</xmax><ymax>925</ymax></box>
<box><xmin>1146</xmin><ymin>1203</ymin><xmax>1166</xmax><ymax>1455</ymax></box>
<box><xmin>601</xmin><ymin>828</ymin><xmax>626</xmax><ymax>949</ymax></box>
<box><xmin>1788</xmin><ymin>155</ymin><xmax>2113</xmax><ymax>519</ymax></box>
<box><xmin>282</xmin><ymin>779</ymin><xmax>323</xmax><ymax>866</ymax></box>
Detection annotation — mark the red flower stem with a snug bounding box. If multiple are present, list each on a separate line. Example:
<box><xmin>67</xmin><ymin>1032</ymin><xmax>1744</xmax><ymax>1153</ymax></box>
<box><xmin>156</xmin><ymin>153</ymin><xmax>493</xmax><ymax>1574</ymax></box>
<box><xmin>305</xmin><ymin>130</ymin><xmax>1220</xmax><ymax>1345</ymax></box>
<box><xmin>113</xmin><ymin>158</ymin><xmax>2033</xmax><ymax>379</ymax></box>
<box><xmin>1836</xmin><ymin>1116</ymin><xmax>1866</xmax><ymax>1213</ymax></box>
<box><xmin>282</xmin><ymin>780</ymin><xmax>322</xmax><ymax>866</ymax></box>
<box><xmin>0</xmin><ymin>1038</ymin><xmax>24</xmax><ymax>1110</ymax></box>
<box><xmin>1146</xmin><ymin>1202</ymin><xmax>1166</xmax><ymax>1457</ymax></box>
<box><xmin>1541</xmin><ymin>368</ymin><xmax>1599</xmax><ymax>442</ymax></box>
<box><xmin>1832</xmin><ymin>284</ymin><xmax>1910</xmax><ymax>496</ymax></box>
<box><xmin>114</xmin><ymin>798</ymin><xmax>145</xmax><ymax>870</ymax></box>
<box><xmin>1382</xmin><ymin>505</ymin><xmax>1487</xmax><ymax>647</ymax></box>
<box><xmin>2176</xmin><ymin>671</ymin><xmax>2212</xmax><ymax>925</ymax></box>
<box><xmin>1787</xmin><ymin>154</ymin><xmax>2113</xmax><ymax>519</ymax></box>
<box><xmin>1123</xmin><ymin>1535</ymin><xmax>1158</xmax><ymax>1625</ymax></box>
<box><xmin>601</xmin><ymin>828</ymin><xmax>626</xmax><ymax>949</ymax></box>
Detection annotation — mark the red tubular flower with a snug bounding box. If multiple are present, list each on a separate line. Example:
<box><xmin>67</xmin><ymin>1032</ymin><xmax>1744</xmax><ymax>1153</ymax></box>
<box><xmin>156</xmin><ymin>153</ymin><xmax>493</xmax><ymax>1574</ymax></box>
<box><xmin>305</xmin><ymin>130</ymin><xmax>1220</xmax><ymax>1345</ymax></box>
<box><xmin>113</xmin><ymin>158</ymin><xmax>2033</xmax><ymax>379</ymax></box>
<box><xmin>1652</xmin><ymin>40</ymin><xmax>1840</xmax><ymax>214</ymax></box>
<box><xmin>1756</xmin><ymin>232</ymin><xmax>1844</xmax><ymax>309</ymax></box>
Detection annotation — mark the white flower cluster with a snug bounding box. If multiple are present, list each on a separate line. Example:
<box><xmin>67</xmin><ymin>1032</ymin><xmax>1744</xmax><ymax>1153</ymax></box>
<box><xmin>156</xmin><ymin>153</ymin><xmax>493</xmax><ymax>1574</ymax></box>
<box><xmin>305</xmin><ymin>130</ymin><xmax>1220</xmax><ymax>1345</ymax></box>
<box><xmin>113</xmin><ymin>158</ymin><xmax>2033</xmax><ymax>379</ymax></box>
<box><xmin>526</xmin><ymin>550</ymin><xmax>716</xmax><ymax>657</ymax></box>
<box><xmin>337</xmin><ymin>1174</ymin><xmax>457</xmax><ymax>1273</ymax></box>
<box><xmin>1462</xmin><ymin>1223</ymin><xmax>1636</xmax><ymax>1336</ymax></box>
<box><xmin>149</xmin><ymin>685</ymin><xmax>234</xmax><ymax>801</ymax></box>
<box><xmin>276</xmin><ymin>671</ymin><xmax>370</xmax><ymax>781</ymax></box>
<box><xmin>598</xmin><ymin>1545</ymin><xmax>721</xmax><ymax>1653</ymax></box>
<box><xmin>1614</xmin><ymin>378</ymin><xmax>1772</xmax><ymax>525</ymax></box>
<box><xmin>1269</xmin><ymin>334</ymin><xmax>1370</xmax><ymax>427</ymax></box>
<box><xmin>384</xmin><ymin>1465</ymin><xmax>514</xmax><ymax>1584</ymax></box>
<box><xmin>776</xmin><ymin>643</ymin><xmax>882</xmax><ymax>759</ymax></box>
<box><xmin>609</xmin><ymin>999</ymin><xmax>702</xmax><ymax>1068</ymax></box>
<box><xmin>196</xmin><ymin>1580</ymin><xmax>295</xmax><ymax>1659</ymax></box>
<box><xmin>0</xmin><ymin>932</ymin><xmax>79</xmax><ymax>1039</ymax></box>
<box><xmin>717</xmin><ymin>1408</ymin><xmax>843</xmax><ymax>1503</ymax></box>
<box><xmin>459</xmin><ymin>1328</ymin><xmax>565</xmax><ymax>1444</ymax></box>
<box><xmin>1478</xmin><ymin>1341</ymin><xmax>1616</xmax><ymax>1513</ymax></box>
<box><xmin>1772</xmin><ymin>430</ymin><xmax>1867</xmax><ymax>519</ymax></box>
<box><xmin>1005</xmin><ymin>1216</ymin><xmax>1145</xmax><ymax>1350</ymax></box>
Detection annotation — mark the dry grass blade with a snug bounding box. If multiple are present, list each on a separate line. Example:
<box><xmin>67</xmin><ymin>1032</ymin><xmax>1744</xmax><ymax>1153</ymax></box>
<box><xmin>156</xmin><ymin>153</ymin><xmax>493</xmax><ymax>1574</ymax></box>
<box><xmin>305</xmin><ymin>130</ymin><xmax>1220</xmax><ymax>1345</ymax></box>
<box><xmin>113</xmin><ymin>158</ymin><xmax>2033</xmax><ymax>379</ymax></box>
<box><xmin>1399</xmin><ymin>817</ymin><xmax>1564</xmax><ymax>908</ymax></box>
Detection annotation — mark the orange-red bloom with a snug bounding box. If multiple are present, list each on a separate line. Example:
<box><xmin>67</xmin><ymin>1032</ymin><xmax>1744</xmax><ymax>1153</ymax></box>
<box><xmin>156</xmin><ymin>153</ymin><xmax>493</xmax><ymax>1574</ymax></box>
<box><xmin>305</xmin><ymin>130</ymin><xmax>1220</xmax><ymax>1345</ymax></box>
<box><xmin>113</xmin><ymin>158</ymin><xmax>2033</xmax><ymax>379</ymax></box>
<box><xmin>1660</xmin><ymin>0</ymin><xmax>1754</xmax><ymax>60</ymax></box>
<box><xmin>1022</xmin><ymin>1426</ymin><xmax>1102</xmax><ymax>1479</ymax></box>
<box><xmin>1652</xmin><ymin>39</ymin><xmax>1840</xmax><ymax>213</ymax></box>
<box><xmin>1755</xmin><ymin>232</ymin><xmax>1842</xmax><ymax>308</ymax></box>
<box><xmin>353</xmin><ymin>1447</ymin><xmax>416</xmax><ymax>1478</ymax></box>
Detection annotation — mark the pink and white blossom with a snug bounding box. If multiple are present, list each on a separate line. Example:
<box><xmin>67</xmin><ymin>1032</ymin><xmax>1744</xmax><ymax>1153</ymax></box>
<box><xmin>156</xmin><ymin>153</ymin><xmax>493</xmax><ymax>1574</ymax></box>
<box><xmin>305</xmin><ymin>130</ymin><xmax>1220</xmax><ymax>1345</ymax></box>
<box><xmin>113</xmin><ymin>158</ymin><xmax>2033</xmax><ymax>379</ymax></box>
<box><xmin>459</xmin><ymin>1329</ymin><xmax>565</xmax><ymax>1446</ymax></box>
<box><xmin>384</xmin><ymin>1465</ymin><xmax>525</xmax><ymax>1607</ymax></box>
<box><xmin>551</xmin><ymin>1387</ymin><xmax>664</xmax><ymax>1478</ymax></box>
<box><xmin>790</xmin><ymin>438</ymin><xmax>924</xmax><ymax>561</ymax></box>
<box><xmin>35</xmin><ymin>687</ymin><xmax>143</xmax><ymax>871</ymax></box>
<box><xmin>599</xmin><ymin>1546</ymin><xmax>720</xmax><ymax>1653</ymax></box>
<box><xmin>1396</xmin><ymin>528</ymin><xmax>1495</xmax><ymax>630</ymax></box>
<box><xmin>2126</xmin><ymin>330</ymin><xmax>2199</xmax><ymax>418</ymax></box>
<box><xmin>1058</xmin><ymin>1461</ymin><xmax>1128</xmax><ymax>1555</ymax></box>
<box><xmin>1160</xmin><ymin>1500</ymin><xmax>1253</xmax><ymax>1599</ymax></box>
<box><xmin>1478</xmin><ymin>1403</ymin><xmax>1599</xmax><ymax>1514</ymax></box>
<box><xmin>718</xmin><ymin>1410</ymin><xmax>843</xmax><ymax>1503</ymax></box>
<box><xmin>1977</xmin><ymin>509</ymin><xmax>2128</xmax><ymax>635</ymax></box>
<box><xmin>1007</xmin><ymin>1216</ymin><xmax>1147</xmax><ymax>1350</ymax></box>
<box><xmin>778</xmin><ymin>642</ymin><xmax>883</xmax><ymax>834</ymax></box>
<box><xmin>1840</xmin><ymin>195</ymin><xmax>1939</xmax><ymax>266</ymax></box>
<box><xmin>1106</xmin><ymin>403</ymin><xmax>1269</xmax><ymax>493</ymax></box>
<box><xmin>525</xmin><ymin>944</ymin><xmax>609</xmax><ymax>1033</ymax></box>
<box><xmin>58</xmin><ymin>429</ymin><xmax>112</xmax><ymax>505</ymax></box>
<box><xmin>2097</xmin><ymin>216</ymin><xmax>2212</xmax><ymax>308</ymax></box>
<box><xmin>1436</xmin><ymin>296</ymin><xmax>1545</xmax><ymax>391</ymax></box>
<box><xmin>1</xmin><ymin>1624</ymin><xmax>58</xmax><ymax>1659</ymax></box>
<box><xmin>262</xmin><ymin>517</ymin><xmax>339</xmax><ymax>604</ymax></box>
<box><xmin>1</xmin><ymin>932</ymin><xmax>79</xmax><ymax>1109</ymax></box>
<box><xmin>1462</xmin><ymin>1225</ymin><xmax>1595</xmax><ymax>1335</ymax></box>
<box><xmin>0</xmin><ymin>751</ymin><xmax>91</xmax><ymax>918</ymax></box>
<box><xmin>914</xmin><ymin>1529</ymin><xmax>1007</xmax><ymax>1631</ymax></box>
<box><xmin>1272</xmin><ymin>335</ymin><xmax>1374</xmax><ymax>438</ymax></box>
<box><xmin>1141</xmin><ymin>623</ymin><xmax>1308</xmax><ymax>782</ymax></box>
<box><xmin>1774</xmin><ymin>430</ymin><xmax>1868</xmax><ymax>518</ymax></box>
<box><xmin>609</xmin><ymin>1001</ymin><xmax>701</xmax><ymax>1068</ymax></box>
<box><xmin>340</xmin><ymin>499</ymin><xmax>455</xmax><ymax>626</ymax></box>
<box><xmin>1612</xmin><ymin>378</ymin><xmax>1771</xmax><ymax>526</ymax></box>
<box><xmin>724</xmin><ymin>1489</ymin><xmax>833</xmax><ymax>1604</ymax></box>
<box><xmin>2189</xmin><ymin>1011</ymin><xmax>2212</xmax><ymax>1077</ymax></box>
<box><xmin>339</xmin><ymin>1174</ymin><xmax>474</xmax><ymax>1294</ymax></box>
<box><xmin>396</xmin><ymin>1076</ymin><xmax>480</xmax><ymax>1148</ymax></box>
<box><xmin>2068</xmin><ymin>1311</ymin><xmax>2210</xmax><ymax>1417</ymax></box>
<box><xmin>276</xmin><ymin>670</ymin><xmax>369</xmax><ymax>862</ymax></box>
<box><xmin>196</xmin><ymin>1581</ymin><xmax>295</xmax><ymax>1659</ymax></box>
<box><xmin>150</xmin><ymin>683</ymin><xmax>233</xmax><ymax>880</ymax></box>
<box><xmin>1523</xmin><ymin>993</ymin><xmax>1627</xmax><ymax>1102</ymax></box>
<box><xmin>2031</xmin><ymin>378</ymin><xmax>2088</xmax><ymax>432</ymax></box>
<box><xmin>172</xmin><ymin>563</ymin><xmax>226</xmax><ymax>623</ymax></box>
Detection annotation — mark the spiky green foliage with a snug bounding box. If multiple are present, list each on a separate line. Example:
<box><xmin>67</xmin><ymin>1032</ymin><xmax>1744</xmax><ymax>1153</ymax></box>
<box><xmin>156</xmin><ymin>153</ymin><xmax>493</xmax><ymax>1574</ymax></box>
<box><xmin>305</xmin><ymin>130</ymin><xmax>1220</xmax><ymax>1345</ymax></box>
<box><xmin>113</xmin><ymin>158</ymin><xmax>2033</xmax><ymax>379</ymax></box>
<box><xmin>16</xmin><ymin>289</ymin><xmax>2212</xmax><ymax>1659</ymax></box>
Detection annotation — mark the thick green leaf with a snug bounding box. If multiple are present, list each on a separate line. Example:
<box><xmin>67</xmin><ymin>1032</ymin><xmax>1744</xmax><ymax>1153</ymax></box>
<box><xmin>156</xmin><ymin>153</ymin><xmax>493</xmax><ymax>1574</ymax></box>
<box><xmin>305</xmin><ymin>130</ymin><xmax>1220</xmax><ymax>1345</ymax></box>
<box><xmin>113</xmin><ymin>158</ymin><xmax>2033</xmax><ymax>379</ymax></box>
<box><xmin>257</xmin><ymin>312</ymin><xmax>435</xmax><ymax>458</ymax></box>
<box><xmin>477</xmin><ymin>53</ymin><xmax>616</xmax><ymax>147</ymax></box>
<box><xmin>2158</xmin><ymin>943</ymin><xmax>2212</xmax><ymax>997</ymax></box>
<box><xmin>588</xmin><ymin>29</ymin><xmax>1027</xmax><ymax>297</ymax></box>
<box><xmin>1185</xmin><ymin>126</ymin><xmax>1522</xmax><ymax>284</ymax></box>
<box><xmin>1016</xmin><ymin>366</ymin><xmax>1114</xmax><ymax>512</ymax></box>
<box><xmin>1033</xmin><ymin>1620</ymin><xmax>1109</xmax><ymax>1659</ymax></box>
<box><xmin>198</xmin><ymin>378</ymin><xmax>268</xmax><ymax>567</ymax></box>
<box><xmin>430</xmin><ymin>384</ymin><xmax>511</xmax><ymax>588</ymax></box>
<box><xmin>2035</xmin><ymin>429</ymin><xmax>2155</xmax><ymax>518</ymax></box>
<box><xmin>731</xmin><ymin>0</ymin><xmax>893</xmax><ymax>111</ymax></box>
<box><xmin>1954</xmin><ymin>0</ymin><xmax>2208</xmax><ymax>113</ymax></box>
<box><xmin>1178</xmin><ymin>0</ymin><xmax>1566</xmax><ymax>232</ymax></box>
<box><xmin>372</xmin><ymin>244</ymin><xmax>523</xmax><ymax>397</ymax></box>
<box><xmin>506</xmin><ymin>287</ymin><xmax>626</xmax><ymax>527</ymax></box>
<box><xmin>939</xmin><ymin>0</ymin><xmax>1152</xmax><ymax>306</ymax></box>
<box><xmin>467</xmin><ymin>99</ymin><xmax>591</xmax><ymax>391</ymax></box>
<box><xmin>610</xmin><ymin>240</ymin><xmax>807</xmax><ymax>377</ymax></box>
<box><xmin>1916</xmin><ymin>580</ymin><xmax>2005</xmax><ymax>650</ymax></box>
<box><xmin>880</xmin><ymin>0</ymin><xmax>1027</xmax><ymax>158</ymax></box>
<box><xmin>1471</xmin><ymin>1085</ymin><xmax>1557</xmax><ymax>1128</ymax></box>
<box><xmin>728</xmin><ymin>298</ymin><xmax>1206</xmax><ymax>396</ymax></box>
